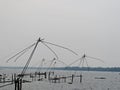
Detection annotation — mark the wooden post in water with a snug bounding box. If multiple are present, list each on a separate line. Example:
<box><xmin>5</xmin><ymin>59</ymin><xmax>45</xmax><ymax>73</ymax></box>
<box><xmin>14</xmin><ymin>73</ymin><xmax>16</xmax><ymax>82</ymax></box>
<box><xmin>0</xmin><ymin>74</ymin><xmax>2</xmax><ymax>83</ymax></box>
<box><xmin>58</xmin><ymin>75</ymin><xmax>60</xmax><ymax>83</ymax></box>
<box><xmin>18</xmin><ymin>79</ymin><xmax>20</xmax><ymax>90</ymax></box>
<box><xmin>12</xmin><ymin>74</ymin><xmax>14</xmax><ymax>84</ymax></box>
<box><xmin>48</xmin><ymin>72</ymin><xmax>50</xmax><ymax>80</ymax></box>
<box><xmin>54</xmin><ymin>75</ymin><xmax>57</xmax><ymax>83</ymax></box>
<box><xmin>15</xmin><ymin>78</ymin><xmax>22</xmax><ymax>90</ymax></box>
<box><xmin>44</xmin><ymin>72</ymin><xmax>47</xmax><ymax>79</ymax></box>
<box><xmin>19</xmin><ymin>79</ymin><xmax>22</xmax><ymax>90</ymax></box>
<box><xmin>15</xmin><ymin>78</ymin><xmax>19</xmax><ymax>90</ymax></box>
<box><xmin>64</xmin><ymin>77</ymin><xmax>66</xmax><ymax>83</ymax></box>
<box><xmin>71</xmin><ymin>74</ymin><xmax>74</xmax><ymax>83</ymax></box>
<box><xmin>80</xmin><ymin>74</ymin><xmax>82</xmax><ymax>83</ymax></box>
<box><xmin>34</xmin><ymin>72</ymin><xmax>36</xmax><ymax>81</ymax></box>
<box><xmin>13</xmin><ymin>73</ymin><xmax>17</xmax><ymax>84</ymax></box>
<box><xmin>15</xmin><ymin>79</ymin><xmax>17</xmax><ymax>90</ymax></box>
<box><xmin>3</xmin><ymin>74</ymin><xmax>6</xmax><ymax>83</ymax></box>
<box><xmin>38</xmin><ymin>72</ymin><xmax>40</xmax><ymax>79</ymax></box>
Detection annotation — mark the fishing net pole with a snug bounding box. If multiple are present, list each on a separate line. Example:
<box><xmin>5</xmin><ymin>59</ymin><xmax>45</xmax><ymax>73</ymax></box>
<box><xmin>20</xmin><ymin>38</ymin><xmax>41</xmax><ymax>78</ymax></box>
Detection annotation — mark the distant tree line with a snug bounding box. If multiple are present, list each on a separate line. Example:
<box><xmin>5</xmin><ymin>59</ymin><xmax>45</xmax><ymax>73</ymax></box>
<box><xmin>51</xmin><ymin>67</ymin><xmax>120</xmax><ymax>72</ymax></box>
<box><xmin>0</xmin><ymin>66</ymin><xmax>120</xmax><ymax>72</ymax></box>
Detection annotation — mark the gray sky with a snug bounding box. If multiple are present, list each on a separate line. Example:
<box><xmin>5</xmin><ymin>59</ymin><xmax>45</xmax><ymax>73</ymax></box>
<box><xmin>0</xmin><ymin>0</ymin><xmax>120</xmax><ymax>67</ymax></box>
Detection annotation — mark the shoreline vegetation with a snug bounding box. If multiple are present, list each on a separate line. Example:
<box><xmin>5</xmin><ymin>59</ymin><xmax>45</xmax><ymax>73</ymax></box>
<box><xmin>0</xmin><ymin>66</ymin><xmax>120</xmax><ymax>72</ymax></box>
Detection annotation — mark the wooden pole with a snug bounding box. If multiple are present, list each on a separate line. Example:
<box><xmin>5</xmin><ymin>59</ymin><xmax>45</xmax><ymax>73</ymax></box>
<box><xmin>38</xmin><ymin>72</ymin><xmax>40</xmax><ymax>79</ymax></box>
<box><xmin>15</xmin><ymin>80</ymin><xmax>17</xmax><ymax>90</ymax></box>
<box><xmin>80</xmin><ymin>74</ymin><xmax>82</xmax><ymax>83</ymax></box>
<box><xmin>45</xmin><ymin>72</ymin><xmax>47</xmax><ymax>79</ymax></box>
<box><xmin>17</xmin><ymin>78</ymin><xmax>19</xmax><ymax>90</ymax></box>
<box><xmin>71</xmin><ymin>74</ymin><xmax>74</xmax><ymax>83</ymax></box>
<box><xmin>64</xmin><ymin>77</ymin><xmax>66</xmax><ymax>83</ymax></box>
<box><xmin>12</xmin><ymin>74</ymin><xmax>14</xmax><ymax>84</ymax></box>
<box><xmin>48</xmin><ymin>72</ymin><xmax>50</xmax><ymax>80</ymax></box>
<box><xmin>19</xmin><ymin>79</ymin><xmax>22</xmax><ymax>90</ymax></box>
<box><xmin>15</xmin><ymin>78</ymin><xmax>19</xmax><ymax>90</ymax></box>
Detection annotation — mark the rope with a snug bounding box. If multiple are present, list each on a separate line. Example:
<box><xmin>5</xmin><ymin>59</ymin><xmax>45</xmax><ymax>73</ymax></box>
<box><xmin>6</xmin><ymin>43</ymin><xmax>36</xmax><ymax>63</ymax></box>
<box><xmin>43</xmin><ymin>41</ymin><xmax>78</xmax><ymax>56</ymax></box>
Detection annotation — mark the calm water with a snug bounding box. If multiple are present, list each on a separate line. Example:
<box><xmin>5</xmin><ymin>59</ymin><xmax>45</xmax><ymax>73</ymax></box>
<box><xmin>0</xmin><ymin>68</ymin><xmax>120</xmax><ymax>90</ymax></box>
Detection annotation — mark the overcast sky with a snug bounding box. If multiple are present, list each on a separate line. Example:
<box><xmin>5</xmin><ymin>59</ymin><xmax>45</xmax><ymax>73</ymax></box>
<box><xmin>0</xmin><ymin>0</ymin><xmax>120</xmax><ymax>67</ymax></box>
